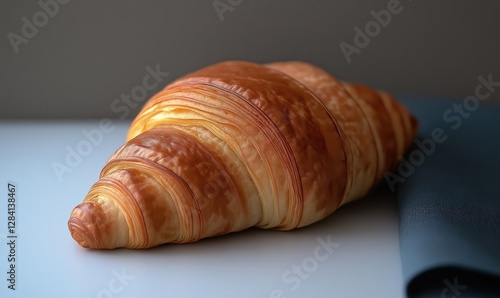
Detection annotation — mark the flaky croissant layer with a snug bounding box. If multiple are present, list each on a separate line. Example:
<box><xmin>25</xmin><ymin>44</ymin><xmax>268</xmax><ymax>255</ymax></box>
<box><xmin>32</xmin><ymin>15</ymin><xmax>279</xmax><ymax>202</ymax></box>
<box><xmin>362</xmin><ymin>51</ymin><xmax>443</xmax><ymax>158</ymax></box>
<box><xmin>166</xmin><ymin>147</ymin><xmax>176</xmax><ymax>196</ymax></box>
<box><xmin>68</xmin><ymin>61</ymin><xmax>417</xmax><ymax>249</ymax></box>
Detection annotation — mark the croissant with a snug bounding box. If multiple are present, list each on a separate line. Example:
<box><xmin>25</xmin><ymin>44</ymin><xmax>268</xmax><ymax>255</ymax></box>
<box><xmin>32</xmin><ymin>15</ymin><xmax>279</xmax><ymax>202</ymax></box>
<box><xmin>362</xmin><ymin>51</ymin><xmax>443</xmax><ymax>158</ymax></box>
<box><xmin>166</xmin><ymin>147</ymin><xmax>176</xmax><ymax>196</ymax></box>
<box><xmin>68</xmin><ymin>61</ymin><xmax>417</xmax><ymax>249</ymax></box>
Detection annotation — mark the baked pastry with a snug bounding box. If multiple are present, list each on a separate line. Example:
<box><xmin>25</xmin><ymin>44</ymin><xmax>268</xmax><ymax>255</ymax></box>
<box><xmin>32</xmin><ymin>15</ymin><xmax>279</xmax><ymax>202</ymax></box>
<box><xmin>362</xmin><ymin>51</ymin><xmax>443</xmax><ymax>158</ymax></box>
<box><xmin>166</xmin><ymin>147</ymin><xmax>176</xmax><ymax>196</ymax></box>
<box><xmin>68</xmin><ymin>61</ymin><xmax>417</xmax><ymax>249</ymax></box>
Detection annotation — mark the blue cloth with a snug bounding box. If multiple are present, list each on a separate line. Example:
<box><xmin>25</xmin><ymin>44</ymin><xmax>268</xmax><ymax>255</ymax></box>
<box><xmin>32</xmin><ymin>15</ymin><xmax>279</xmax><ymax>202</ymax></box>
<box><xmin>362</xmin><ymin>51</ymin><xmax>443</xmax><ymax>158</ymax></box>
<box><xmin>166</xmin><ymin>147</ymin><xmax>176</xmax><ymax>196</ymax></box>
<box><xmin>394</xmin><ymin>96</ymin><xmax>500</xmax><ymax>297</ymax></box>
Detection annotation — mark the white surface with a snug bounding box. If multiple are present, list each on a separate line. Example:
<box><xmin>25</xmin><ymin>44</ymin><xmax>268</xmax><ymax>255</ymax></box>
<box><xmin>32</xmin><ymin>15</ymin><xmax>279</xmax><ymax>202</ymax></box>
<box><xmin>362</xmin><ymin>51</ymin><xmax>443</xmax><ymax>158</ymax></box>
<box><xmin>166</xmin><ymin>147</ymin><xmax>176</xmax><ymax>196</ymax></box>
<box><xmin>0</xmin><ymin>120</ymin><xmax>404</xmax><ymax>298</ymax></box>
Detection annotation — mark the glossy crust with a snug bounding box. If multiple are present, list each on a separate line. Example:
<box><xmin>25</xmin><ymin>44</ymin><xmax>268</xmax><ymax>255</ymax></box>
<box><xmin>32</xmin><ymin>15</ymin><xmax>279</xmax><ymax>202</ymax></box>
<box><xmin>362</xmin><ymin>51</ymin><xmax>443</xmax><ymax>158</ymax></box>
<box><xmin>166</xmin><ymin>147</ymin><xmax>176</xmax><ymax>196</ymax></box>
<box><xmin>68</xmin><ymin>61</ymin><xmax>417</xmax><ymax>249</ymax></box>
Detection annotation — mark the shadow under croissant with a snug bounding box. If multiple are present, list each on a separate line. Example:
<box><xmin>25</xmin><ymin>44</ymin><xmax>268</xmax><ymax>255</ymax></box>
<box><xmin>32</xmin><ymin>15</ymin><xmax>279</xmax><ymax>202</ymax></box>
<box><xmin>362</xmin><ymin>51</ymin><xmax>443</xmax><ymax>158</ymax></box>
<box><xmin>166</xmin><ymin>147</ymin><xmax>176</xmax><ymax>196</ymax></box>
<box><xmin>73</xmin><ymin>187</ymin><xmax>397</xmax><ymax>256</ymax></box>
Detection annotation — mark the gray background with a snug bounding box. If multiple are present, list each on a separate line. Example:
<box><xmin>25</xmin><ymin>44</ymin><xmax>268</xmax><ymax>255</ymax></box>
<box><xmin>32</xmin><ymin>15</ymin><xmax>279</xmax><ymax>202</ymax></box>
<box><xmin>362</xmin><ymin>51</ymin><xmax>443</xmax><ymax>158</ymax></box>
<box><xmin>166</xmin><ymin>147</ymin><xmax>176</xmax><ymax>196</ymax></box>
<box><xmin>1</xmin><ymin>0</ymin><xmax>499</xmax><ymax>119</ymax></box>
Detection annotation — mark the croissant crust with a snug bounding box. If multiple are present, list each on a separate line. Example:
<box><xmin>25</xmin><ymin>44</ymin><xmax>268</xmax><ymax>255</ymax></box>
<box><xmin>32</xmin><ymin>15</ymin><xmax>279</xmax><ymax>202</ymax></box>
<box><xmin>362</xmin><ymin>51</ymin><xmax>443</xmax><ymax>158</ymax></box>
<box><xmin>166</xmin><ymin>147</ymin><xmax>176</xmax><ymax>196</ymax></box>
<box><xmin>68</xmin><ymin>61</ymin><xmax>417</xmax><ymax>249</ymax></box>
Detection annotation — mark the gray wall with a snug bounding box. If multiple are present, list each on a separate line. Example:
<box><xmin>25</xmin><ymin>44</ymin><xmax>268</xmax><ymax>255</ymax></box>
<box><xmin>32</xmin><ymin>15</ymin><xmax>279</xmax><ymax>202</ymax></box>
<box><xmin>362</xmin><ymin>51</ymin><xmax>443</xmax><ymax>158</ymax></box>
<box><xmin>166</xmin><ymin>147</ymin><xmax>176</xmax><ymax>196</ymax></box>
<box><xmin>1</xmin><ymin>0</ymin><xmax>499</xmax><ymax>119</ymax></box>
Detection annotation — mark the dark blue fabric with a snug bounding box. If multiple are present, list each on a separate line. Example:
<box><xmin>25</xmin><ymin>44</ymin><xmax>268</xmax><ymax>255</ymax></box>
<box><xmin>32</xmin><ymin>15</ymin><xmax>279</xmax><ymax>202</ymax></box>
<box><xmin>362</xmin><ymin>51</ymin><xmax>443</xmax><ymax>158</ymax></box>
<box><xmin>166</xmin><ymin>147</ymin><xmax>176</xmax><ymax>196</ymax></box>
<box><xmin>395</xmin><ymin>97</ymin><xmax>500</xmax><ymax>297</ymax></box>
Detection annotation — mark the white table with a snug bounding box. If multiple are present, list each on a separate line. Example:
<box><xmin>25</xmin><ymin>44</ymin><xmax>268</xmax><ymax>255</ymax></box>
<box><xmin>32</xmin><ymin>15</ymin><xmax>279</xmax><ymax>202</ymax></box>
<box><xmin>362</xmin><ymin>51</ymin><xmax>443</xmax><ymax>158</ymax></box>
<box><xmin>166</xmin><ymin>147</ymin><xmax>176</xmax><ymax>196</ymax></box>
<box><xmin>0</xmin><ymin>120</ymin><xmax>405</xmax><ymax>298</ymax></box>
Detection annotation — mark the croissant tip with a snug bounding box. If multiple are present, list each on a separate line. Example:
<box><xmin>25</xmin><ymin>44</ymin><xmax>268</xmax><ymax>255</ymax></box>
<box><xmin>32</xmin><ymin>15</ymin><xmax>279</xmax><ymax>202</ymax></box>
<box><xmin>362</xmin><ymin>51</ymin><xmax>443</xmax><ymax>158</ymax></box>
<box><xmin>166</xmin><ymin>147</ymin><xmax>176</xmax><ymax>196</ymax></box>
<box><xmin>68</xmin><ymin>217</ymin><xmax>93</xmax><ymax>248</ymax></box>
<box><xmin>68</xmin><ymin>202</ymin><xmax>105</xmax><ymax>249</ymax></box>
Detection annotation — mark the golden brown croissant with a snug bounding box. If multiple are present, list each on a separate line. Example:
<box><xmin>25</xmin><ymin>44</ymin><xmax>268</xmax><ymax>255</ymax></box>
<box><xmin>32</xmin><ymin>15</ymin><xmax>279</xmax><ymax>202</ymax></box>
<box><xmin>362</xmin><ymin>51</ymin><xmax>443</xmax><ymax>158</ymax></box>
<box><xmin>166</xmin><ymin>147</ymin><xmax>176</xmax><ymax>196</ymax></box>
<box><xmin>68</xmin><ymin>61</ymin><xmax>417</xmax><ymax>249</ymax></box>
